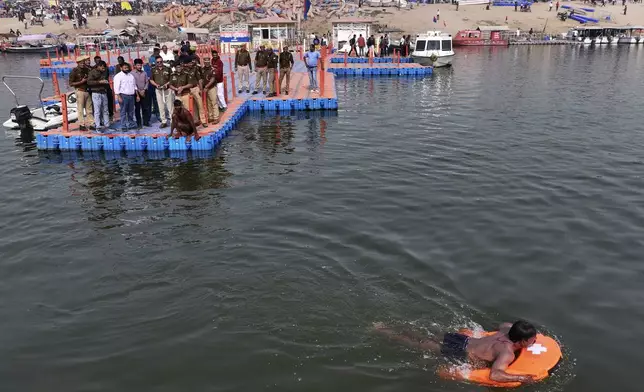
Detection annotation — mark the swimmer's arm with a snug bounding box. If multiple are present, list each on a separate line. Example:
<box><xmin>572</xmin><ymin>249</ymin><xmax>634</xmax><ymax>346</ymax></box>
<box><xmin>169</xmin><ymin>116</ymin><xmax>175</xmax><ymax>137</ymax></box>
<box><xmin>490</xmin><ymin>350</ymin><xmax>535</xmax><ymax>384</ymax></box>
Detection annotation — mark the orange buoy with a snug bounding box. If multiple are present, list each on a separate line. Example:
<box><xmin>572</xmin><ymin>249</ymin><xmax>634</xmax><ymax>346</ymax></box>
<box><xmin>438</xmin><ymin>329</ymin><xmax>562</xmax><ymax>388</ymax></box>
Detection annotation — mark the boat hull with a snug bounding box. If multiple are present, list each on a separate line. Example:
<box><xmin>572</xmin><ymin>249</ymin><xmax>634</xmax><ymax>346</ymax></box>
<box><xmin>453</xmin><ymin>39</ymin><xmax>508</xmax><ymax>47</ymax></box>
<box><xmin>412</xmin><ymin>54</ymin><xmax>454</xmax><ymax>67</ymax></box>
<box><xmin>4</xmin><ymin>45</ymin><xmax>56</xmax><ymax>54</ymax></box>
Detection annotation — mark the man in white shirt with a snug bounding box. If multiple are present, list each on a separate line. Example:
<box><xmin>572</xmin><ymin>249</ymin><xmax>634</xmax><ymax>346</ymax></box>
<box><xmin>112</xmin><ymin>62</ymin><xmax>140</xmax><ymax>130</ymax></box>
<box><xmin>160</xmin><ymin>45</ymin><xmax>175</xmax><ymax>67</ymax></box>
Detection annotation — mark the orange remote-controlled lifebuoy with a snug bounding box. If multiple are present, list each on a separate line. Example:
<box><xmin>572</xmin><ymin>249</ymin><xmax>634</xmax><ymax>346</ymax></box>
<box><xmin>438</xmin><ymin>329</ymin><xmax>562</xmax><ymax>388</ymax></box>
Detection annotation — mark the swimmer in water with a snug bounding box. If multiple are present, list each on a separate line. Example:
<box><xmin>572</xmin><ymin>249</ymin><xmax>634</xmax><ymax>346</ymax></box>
<box><xmin>169</xmin><ymin>99</ymin><xmax>199</xmax><ymax>142</ymax></box>
<box><xmin>373</xmin><ymin>320</ymin><xmax>538</xmax><ymax>384</ymax></box>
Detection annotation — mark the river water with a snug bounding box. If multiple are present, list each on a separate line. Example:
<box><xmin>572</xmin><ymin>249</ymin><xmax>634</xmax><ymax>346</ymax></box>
<box><xmin>1</xmin><ymin>46</ymin><xmax>643</xmax><ymax>391</ymax></box>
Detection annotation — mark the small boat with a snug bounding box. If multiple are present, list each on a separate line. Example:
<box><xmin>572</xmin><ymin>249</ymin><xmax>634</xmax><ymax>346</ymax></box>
<box><xmin>597</xmin><ymin>36</ymin><xmax>609</xmax><ymax>44</ymax></box>
<box><xmin>4</xmin><ymin>33</ymin><xmax>58</xmax><ymax>54</ymax></box>
<box><xmin>453</xmin><ymin>26</ymin><xmax>509</xmax><ymax>47</ymax></box>
<box><xmin>411</xmin><ymin>30</ymin><xmax>454</xmax><ymax>68</ymax></box>
<box><xmin>582</xmin><ymin>37</ymin><xmax>592</xmax><ymax>45</ymax></box>
<box><xmin>609</xmin><ymin>36</ymin><xmax>619</xmax><ymax>45</ymax></box>
<box><xmin>4</xmin><ymin>44</ymin><xmax>56</xmax><ymax>53</ymax></box>
<box><xmin>2</xmin><ymin>76</ymin><xmax>78</xmax><ymax>132</ymax></box>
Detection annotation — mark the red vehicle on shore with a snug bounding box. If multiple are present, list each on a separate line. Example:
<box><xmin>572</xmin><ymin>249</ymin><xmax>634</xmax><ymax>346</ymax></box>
<box><xmin>453</xmin><ymin>26</ymin><xmax>510</xmax><ymax>47</ymax></box>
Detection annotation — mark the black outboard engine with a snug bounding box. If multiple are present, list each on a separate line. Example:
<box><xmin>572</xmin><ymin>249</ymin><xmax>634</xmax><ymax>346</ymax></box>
<box><xmin>11</xmin><ymin>105</ymin><xmax>33</xmax><ymax>143</ymax></box>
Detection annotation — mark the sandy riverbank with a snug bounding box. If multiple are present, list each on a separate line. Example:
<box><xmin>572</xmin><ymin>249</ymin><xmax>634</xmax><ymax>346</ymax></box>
<box><xmin>3</xmin><ymin>2</ymin><xmax>643</xmax><ymax>41</ymax></box>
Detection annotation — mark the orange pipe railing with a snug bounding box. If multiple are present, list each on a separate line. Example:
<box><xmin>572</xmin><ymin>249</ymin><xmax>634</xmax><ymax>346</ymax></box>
<box><xmin>52</xmin><ymin>72</ymin><xmax>60</xmax><ymax>98</ymax></box>
<box><xmin>230</xmin><ymin>67</ymin><xmax>236</xmax><ymax>99</ymax></box>
<box><xmin>274</xmin><ymin>68</ymin><xmax>280</xmax><ymax>96</ymax></box>
<box><xmin>223</xmin><ymin>77</ymin><xmax>228</xmax><ymax>104</ymax></box>
<box><xmin>201</xmin><ymin>90</ymin><xmax>209</xmax><ymax>124</ymax></box>
<box><xmin>61</xmin><ymin>93</ymin><xmax>69</xmax><ymax>132</ymax></box>
<box><xmin>319</xmin><ymin>45</ymin><xmax>326</xmax><ymax>97</ymax></box>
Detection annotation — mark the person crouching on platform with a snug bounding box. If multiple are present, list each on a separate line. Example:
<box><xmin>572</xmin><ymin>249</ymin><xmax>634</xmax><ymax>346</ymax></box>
<box><xmin>279</xmin><ymin>46</ymin><xmax>294</xmax><ymax>95</ymax></box>
<box><xmin>87</xmin><ymin>61</ymin><xmax>110</xmax><ymax>131</ymax></box>
<box><xmin>211</xmin><ymin>50</ymin><xmax>227</xmax><ymax>111</ymax></box>
<box><xmin>68</xmin><ymin>55</ymin><xmax>94</xmax><ymax>131</ymax></box>
<box><xmin>170</xmin><ymin>99</ymin><xmax>199</xmax><ymax>142</ymax></box>
<box><xmin>150</xmin><ymin>55</ymin><xmax>173</xmax><ymax>128</ymax></box>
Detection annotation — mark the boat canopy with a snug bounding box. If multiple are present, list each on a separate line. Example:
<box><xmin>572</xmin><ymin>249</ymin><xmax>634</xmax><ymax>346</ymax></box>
<box><xmin>17</xmin><ymin>34</ymin><xmax>55</xmax><ymax>42</ymax></box>
<box><xmin>477</xmin><ymin>25</ymin><xmax>510</xmax><ymax>31</ymax></box>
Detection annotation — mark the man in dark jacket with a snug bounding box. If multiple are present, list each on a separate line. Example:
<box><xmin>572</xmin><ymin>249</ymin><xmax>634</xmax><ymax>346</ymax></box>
<box><xmin>253</xmin><ymin>45</ymin><xmax>269</xmax><ymax>95</ymax></box>
<box><xmin>279</xmin><ymin>46</ymin><xmax>294</xmax><ymax>95</ymax></box>
<box><xmin>235</xmin><ymin>44</ymin><xmax>252</xmax><ymax>93</ymax></box>
<box><xmin>266</xmin><ymin>47</ymin><xmax>279</xmax><ymax>97</ymax></box>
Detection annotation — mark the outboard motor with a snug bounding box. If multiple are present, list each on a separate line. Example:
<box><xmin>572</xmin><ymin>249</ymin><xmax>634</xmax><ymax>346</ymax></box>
<box><xmin>10</xmin><ymin>105</ymin><xmax>34</xmax><ymax>143</ymax></box>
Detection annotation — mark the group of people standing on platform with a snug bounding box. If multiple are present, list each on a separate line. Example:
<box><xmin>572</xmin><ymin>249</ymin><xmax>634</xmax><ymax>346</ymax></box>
<box><xmin>233</xmin><ymin>44</ymin><xmax>297</xmax><ymax>96</ymax></box>
<box><xmin>347</xmin><ymin>34</ymin><xmax>413</xmax><ymax>58</ymax></box>
<box><xmin>68</xmin><ymin>44</ymin><xmax>228</xmax><ymax>134</ymax></box>
<box><xmin>233</xmin><ymin>43</ymin><xmax>321</xmax><ymax>95</ymax></box>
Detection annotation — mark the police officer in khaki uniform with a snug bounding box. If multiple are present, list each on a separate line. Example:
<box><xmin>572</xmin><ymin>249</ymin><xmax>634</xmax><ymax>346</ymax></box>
<box><xmin>201</xmin><ymin>57</ymin><xmax>219</xmax><ymax>124</ymax></box>
<box><xmin>150</xmin><ymin>55</ymin><xmax>173</xmax><ymax>128</ymax></box>
<box><xmin>266</xmin><ymin>46</ymin><xmax>279</xmax><ymax>97</ymax></box>
<box><xmin>170</xmin><ymin>61</ymin><xmax>193</xmax><ymax>122</ymax></box>
<box><xmin>184</xmin><ymin>57</ymin><xmax>206</xmax><ymax>125</ymax></box>
<box><xmin>279</xmin><ymin>46</ymin><xmax>294</xmax><ymax>95</ymax></box>
<box><xmin>252</xmin><ymin>45</ymin><xmax>269</xmax><ymax>95</ymax></box>
<box><xmin>68</xmin><ymin>55</ymin><xmax>94</xmax><ymax>131</ymax></box>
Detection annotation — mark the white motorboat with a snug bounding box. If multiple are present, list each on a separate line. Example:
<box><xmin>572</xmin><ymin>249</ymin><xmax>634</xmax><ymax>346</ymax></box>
<box><xmin>4</xmin><ymin>44</ymin><xmax>56</xmax><ymax>53</ymax></box>
<box><xmin>618</xmin><ymin>36</ymin><xmax>637</xmax><ymax>44</ymax></box>
<box><xmin>609</xmin><ymin>36</ymin><xmax>619</xmax><ymax>45</ymax></box>
<box><xmin>637</xmin><ymin>36</ymin><xmax>644</xmax><ymax>45</ymax></box>
<box><xmin>3</xmin><ymin>101</ymin><xmax>78</xmax><ymax>131</ymax></box>
<box><xmin>411</xmin><ymin>30</ymin><xmax>454</xmax><ymax>68</ymax></box>
<box><xmin>582</xmin><ymin>37</ymin><xmax>592</xmax><ymax>45</ymax></box>
<box><xmin>2</xmin><ymin>76</ymin><xmax>78</xmax><ymax>132</ymax></box>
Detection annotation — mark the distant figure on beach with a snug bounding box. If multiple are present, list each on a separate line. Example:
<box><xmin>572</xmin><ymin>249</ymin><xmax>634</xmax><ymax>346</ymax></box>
<box><xmin>623</xmin><ymin>4</ymin><xmax>627</xmax><ymax>14</ymax></box>
<box><xmin>556</xmin><ymin>0</ymin><xmax>560</xmax><ymax>11</ymax></box>
<box><xmin>456</xmin><ymin>1</ymin><xmax>460</xmax><ymax>10</ymax></box>
<box><xmin>373</xmin><ymin>320</ymin><xmax>538</xmax><ymax>384</ymax></box>
<box><xmin>9</xmin><ymin>29</ymin><xmax>14</xmax><ymax>35</ymax></box>
<box><xmin>105</xmin><ymin>18</ymin><xmax>110</xmax><ymax>29</ymax></box>
<box><xmin>514</xmin><ymin>0</ymin><xmax>518</xmax><ymax>11</ymax></box>
<box><xmin>549</xmin><ymin>1</ymin><xmax>553</xmax><ymax>10</ymax></box>
<box><xmin>436</xmin><ymin>9</ymin><xmax>440</xmax><ymax>20</ymax></box>
<box><xmin>349</xmin><ymin>34</ymin><xmax>357</xmax><ymax>56</ymax></box>
<box><xmin>170</xmin><ymin>99</ymin><xmax>199</xmax><ymax>141</ymax></box>
<box><xmin>358</xmin><ymin>34</ymin><xmax>366</xmax><ymax>57</ymax></box>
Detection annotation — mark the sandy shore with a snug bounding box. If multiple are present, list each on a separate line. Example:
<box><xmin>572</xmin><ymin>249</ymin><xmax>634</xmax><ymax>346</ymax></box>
<box><xmin>3</xmin><ymin>2</ymin><xmax>643</xmax><ymax>40</ymax></box>
<box><xmin>374</xmin><ymin>1</ymin><xmax>644</xmax><ymax>36</ymax></box>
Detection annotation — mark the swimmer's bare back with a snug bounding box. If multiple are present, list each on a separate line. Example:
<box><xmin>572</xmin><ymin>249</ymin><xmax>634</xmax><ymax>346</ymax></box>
<box><xmin>170</xmin><ymin>107</ymin><xmax>199</xmax><ymax>141</ymax></box>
